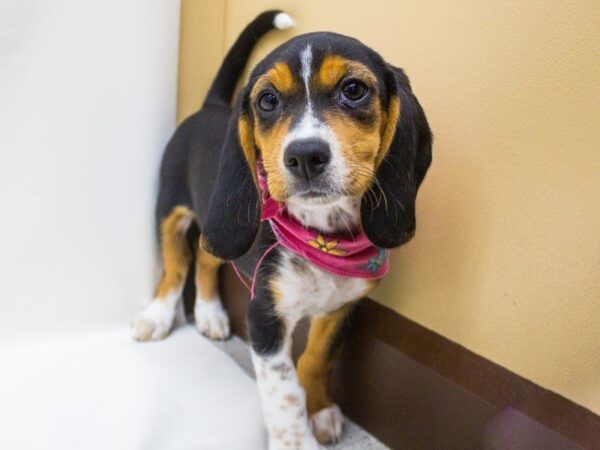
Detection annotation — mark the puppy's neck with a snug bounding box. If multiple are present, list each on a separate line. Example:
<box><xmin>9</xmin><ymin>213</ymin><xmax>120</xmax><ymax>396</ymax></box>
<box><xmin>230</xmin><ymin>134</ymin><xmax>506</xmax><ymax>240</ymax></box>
<box><xmin>285</xmin><ymin>196</ymin><xmax>362</xmax><ymax>236</ymax></box>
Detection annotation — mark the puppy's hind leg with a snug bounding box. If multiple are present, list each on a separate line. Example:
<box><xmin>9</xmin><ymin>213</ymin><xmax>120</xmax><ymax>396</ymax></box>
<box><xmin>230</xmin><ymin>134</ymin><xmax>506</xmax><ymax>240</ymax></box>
<box><xmin>131</xmin><ymin>206</ymin><xmax>193</xmax><ymax>341</ymax></box>
<box><xmin>193</xmin><ymin>244</ymin><xmax>230</xmax><ymax>340</ymax></box>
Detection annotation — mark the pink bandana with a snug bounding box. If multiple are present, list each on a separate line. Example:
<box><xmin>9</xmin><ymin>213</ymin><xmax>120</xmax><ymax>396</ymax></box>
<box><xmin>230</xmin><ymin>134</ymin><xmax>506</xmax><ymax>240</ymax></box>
<box><xmin>258</xmin><ymin>164</ymin><xmax>389</xmax><ymax>280</ymax></box>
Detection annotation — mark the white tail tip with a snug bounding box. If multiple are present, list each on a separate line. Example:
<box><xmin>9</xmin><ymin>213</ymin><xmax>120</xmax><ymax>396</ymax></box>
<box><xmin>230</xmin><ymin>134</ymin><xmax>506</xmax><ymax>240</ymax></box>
<box><xmin>274</xmin><ymin>12</ymin><xmax>295</xmax><ymax>30</ymax></box>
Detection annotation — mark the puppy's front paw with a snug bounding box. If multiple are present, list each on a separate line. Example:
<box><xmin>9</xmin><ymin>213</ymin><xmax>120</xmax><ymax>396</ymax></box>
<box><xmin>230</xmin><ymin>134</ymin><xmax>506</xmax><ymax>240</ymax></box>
<box><xmin>194</xmin><ymin>299</ymin><xmax>231</xmax><ymax>340</ymax></box>
<box><xmin>309</xmin><ymin>404</ymin><xmax>344</xmax><ymax>444</ymax></box>
<box><xmin>130</xmin><ymin>300</ymin><xmax>177</xmax><ymax>341</ymax></box>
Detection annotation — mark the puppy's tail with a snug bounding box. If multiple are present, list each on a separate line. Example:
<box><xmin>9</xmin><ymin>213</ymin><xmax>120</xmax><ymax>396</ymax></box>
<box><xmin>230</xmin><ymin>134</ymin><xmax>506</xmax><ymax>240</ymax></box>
<box><xmin>203</xmin><ymin>10</ymin><xmax>295</xmax><ymax>107</ymax></box>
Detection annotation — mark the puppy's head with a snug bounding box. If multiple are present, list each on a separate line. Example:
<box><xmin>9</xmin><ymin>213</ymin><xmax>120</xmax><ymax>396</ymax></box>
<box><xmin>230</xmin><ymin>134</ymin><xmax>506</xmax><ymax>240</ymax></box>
<box><xmin>204</xmin><ymin>33</ymin><xmax>432</xmax><ymax>260</ymax></box>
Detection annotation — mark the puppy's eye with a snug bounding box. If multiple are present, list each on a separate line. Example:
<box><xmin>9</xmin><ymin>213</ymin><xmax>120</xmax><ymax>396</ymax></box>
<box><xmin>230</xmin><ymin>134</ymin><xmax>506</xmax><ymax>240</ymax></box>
<box><xmin>341</xmin><ymin>80</ymin><xmax>368</xmax><ymax>103</ymax></box>
<box><xmin>258</xmin><ymin>92</ymin><xmax>279</xmax><ymax>112</ymax></box>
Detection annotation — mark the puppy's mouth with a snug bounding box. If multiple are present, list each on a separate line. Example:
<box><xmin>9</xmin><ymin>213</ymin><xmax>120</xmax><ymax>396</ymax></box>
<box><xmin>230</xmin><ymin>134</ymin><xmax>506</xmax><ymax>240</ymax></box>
<box><xmin>297</xmin><ymin>191</ymin><xmax>336</xmax><ymax>203</ymax></box>
<box><xmin>300</xmin><ymin>190</ymin><xmax>330</xmax><ymax>199</ymax></box>
<box><xmin>287</xmin><ymin>183</ymin><xmax>342</xmax><ymax>206</ymax></box>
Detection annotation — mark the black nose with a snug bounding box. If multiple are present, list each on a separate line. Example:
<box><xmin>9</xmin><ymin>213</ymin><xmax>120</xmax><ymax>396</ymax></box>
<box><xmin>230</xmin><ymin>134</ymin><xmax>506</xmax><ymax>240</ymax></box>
<box><xmin>284</xmin><ymin>139</ymin><xmax>331</xmax><ymax>181</ymax></box>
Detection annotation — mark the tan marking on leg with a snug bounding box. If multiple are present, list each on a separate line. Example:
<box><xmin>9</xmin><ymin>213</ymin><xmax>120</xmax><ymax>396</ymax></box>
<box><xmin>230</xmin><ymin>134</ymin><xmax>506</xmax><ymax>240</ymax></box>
<box><xmin>284</xmin><ymin>394</ymin><xmax>301</xmax><ymax>406</ymax></box>
<box><xmin>269</xmin><ymin>275</ymin><xmax>284</xmax><ymax>305</ymax></box>
<box><xmin>194</xmin><ymin>245</ymin><xmax>222</xmax><ymax>301</ymax></box>
<box><xmin>297</xmin><ymin>302</ymin><xmax>356</xmax><ymax>415</ymax></box>
<box><xmin>155</xmin><ymin>206</ymin><xmax>194</xmax><ymax>299</ymax></box>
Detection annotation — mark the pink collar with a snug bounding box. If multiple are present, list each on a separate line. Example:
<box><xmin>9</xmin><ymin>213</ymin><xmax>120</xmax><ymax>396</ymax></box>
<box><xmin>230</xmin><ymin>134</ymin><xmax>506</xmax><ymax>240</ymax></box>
<box><xmin>258</xmin><ymin>165</ymin><xmax>389</xmax><ymax>280</ymax></box>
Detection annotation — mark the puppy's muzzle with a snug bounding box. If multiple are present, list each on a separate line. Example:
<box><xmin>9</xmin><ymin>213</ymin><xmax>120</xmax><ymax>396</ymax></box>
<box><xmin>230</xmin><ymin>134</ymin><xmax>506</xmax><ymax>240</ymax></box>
<box><xmin>284</xmin><ymin>138</ymin><xmax>331</xmax><ymax>181</ymax></box>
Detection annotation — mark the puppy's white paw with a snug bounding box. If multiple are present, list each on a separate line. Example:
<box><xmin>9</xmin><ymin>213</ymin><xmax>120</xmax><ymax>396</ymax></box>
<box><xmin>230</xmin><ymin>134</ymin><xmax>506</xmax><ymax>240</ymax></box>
<box><xmin>194</xmin><ymin>299</ymin><xmax>231</xmax><ymax>340</ymax></box>
<box><xmin>131</xmin><ymin>300</ymin><xmax>177</xmax><ymax>342</ymax></box>
<box><xmin>309</xmin><ymin>404</ymin><xmax>344</xmax><ymax>444</ymax></box>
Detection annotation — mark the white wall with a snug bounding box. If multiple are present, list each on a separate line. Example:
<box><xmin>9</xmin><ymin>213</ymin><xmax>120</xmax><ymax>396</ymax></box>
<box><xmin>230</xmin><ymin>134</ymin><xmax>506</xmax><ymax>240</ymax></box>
<box><xmin>0</xmin><ymin>0</ymin><xmax>180</xmax><ymax>342</ymax></box>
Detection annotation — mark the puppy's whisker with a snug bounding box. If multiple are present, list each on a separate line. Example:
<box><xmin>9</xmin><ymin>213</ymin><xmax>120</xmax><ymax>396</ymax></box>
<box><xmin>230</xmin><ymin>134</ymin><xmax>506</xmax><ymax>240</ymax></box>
<box><xmin>336</xmin><ymin>208</ymin><xmax>355</xmax><ymax>239</ymax></box>
<box><xmin>369</xmin><ymin>176</ymin><xmax>388</xmax><ymax>212</ymax></box>
<box><xmin>344</xmin><ymin>162</ymin><xmax>389</xmax><ymax>212</ymax></box>
<box><xmin>345</xmin><ymin>140</ymin><xmax>371</xmax><ymax>150</ymax></box>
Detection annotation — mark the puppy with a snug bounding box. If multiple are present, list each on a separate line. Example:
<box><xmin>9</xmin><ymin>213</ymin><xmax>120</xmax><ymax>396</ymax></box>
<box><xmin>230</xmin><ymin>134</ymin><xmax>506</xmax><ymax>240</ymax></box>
<box><xmin>132</xmin><ymin>10</ymin><xmax>432</xmax><ymax>450</ymax></box>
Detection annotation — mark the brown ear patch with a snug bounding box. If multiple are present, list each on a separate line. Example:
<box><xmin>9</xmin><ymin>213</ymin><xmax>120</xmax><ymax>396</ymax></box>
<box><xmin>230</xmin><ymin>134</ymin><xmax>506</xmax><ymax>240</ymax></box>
<box><xmin>194</xmin><ymin>245</ymin><xmax>222</xmax><ymax>301</ymax></box>
<box><xmin>377</xmin><ymin>95</ymin><xmax>400</xmax><ymax>167</ymax></box>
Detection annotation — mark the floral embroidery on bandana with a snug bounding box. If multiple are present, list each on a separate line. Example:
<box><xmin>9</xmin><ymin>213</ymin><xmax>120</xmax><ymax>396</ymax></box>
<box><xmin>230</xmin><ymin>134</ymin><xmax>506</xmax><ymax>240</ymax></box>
<box><xmin>307</xmin><ymin>234</ymin><xmax>347</xmax><ymax>256</ymax></box>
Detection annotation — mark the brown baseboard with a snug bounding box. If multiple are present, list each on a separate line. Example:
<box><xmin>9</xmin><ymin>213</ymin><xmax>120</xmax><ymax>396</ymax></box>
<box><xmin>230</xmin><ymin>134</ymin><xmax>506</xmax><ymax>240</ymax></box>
<box><xmin>211</xmin><ymin>265</ymin><xmax>600</xmax><ymax>450</ymax></box>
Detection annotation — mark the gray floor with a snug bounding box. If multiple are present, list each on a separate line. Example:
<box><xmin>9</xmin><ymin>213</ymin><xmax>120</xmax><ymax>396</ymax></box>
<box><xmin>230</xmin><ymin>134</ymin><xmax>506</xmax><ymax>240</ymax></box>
<box><xmin>213</xmin><ymin>336</ymin><xmax>390</xmax><ymax>450</ymax></box>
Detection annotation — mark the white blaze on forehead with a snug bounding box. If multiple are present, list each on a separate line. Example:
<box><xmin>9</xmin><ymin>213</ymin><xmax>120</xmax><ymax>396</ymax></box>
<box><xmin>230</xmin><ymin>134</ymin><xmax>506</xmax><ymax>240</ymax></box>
<box><xmin>298</xmin><ymin>45</ymin><xmax>316</xmax><ymax>128</ymax></box>
<box><xmin>300</xmin><ymin>44</ymin><xmax>313</xmax><ymax>100</ymax></box>
<box><xmin>279</xmin><ymin>44</ymin><xmax>348</xmax><ymax>188</ymax></box>
<box><xmin>284</xmin><ymin>44</ymin><xmax>324</xmax><ymax>144</ymax></box>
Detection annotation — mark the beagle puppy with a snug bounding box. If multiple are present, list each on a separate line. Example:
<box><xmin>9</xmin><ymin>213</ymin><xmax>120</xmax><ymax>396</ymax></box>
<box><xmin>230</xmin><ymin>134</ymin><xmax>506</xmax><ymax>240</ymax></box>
<box><xmin>132</xmin><ymin>10</ymin><xmax>432</xmax><ymax>450</ymax></box>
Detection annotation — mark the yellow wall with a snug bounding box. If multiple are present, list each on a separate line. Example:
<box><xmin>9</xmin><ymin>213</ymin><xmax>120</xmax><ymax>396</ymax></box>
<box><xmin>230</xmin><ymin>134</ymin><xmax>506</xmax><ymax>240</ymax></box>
<box><xmin>179</xmin><ymin>0</ymin><xmax>600</xmax><ymax>414</ymax></box>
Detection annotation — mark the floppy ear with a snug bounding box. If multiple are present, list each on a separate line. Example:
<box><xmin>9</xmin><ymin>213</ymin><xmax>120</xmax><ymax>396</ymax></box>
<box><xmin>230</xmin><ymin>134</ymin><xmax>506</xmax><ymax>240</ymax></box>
<box><xmin>201</xmin><ymin>88</ymin><xmax>261</xmax><ymax>260</ymax></box>
<box><xmin>361</xmin><ymin>66</ymin><xmax>432</xmax><ymax>248</ymax></box>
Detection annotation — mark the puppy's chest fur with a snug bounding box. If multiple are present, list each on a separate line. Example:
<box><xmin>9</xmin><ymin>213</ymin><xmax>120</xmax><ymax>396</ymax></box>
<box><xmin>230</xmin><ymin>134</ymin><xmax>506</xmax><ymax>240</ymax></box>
<box><xmin>272</xmin><ymin>197</ymin><xmax>375</xmax><ymax>320</ymax></box>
